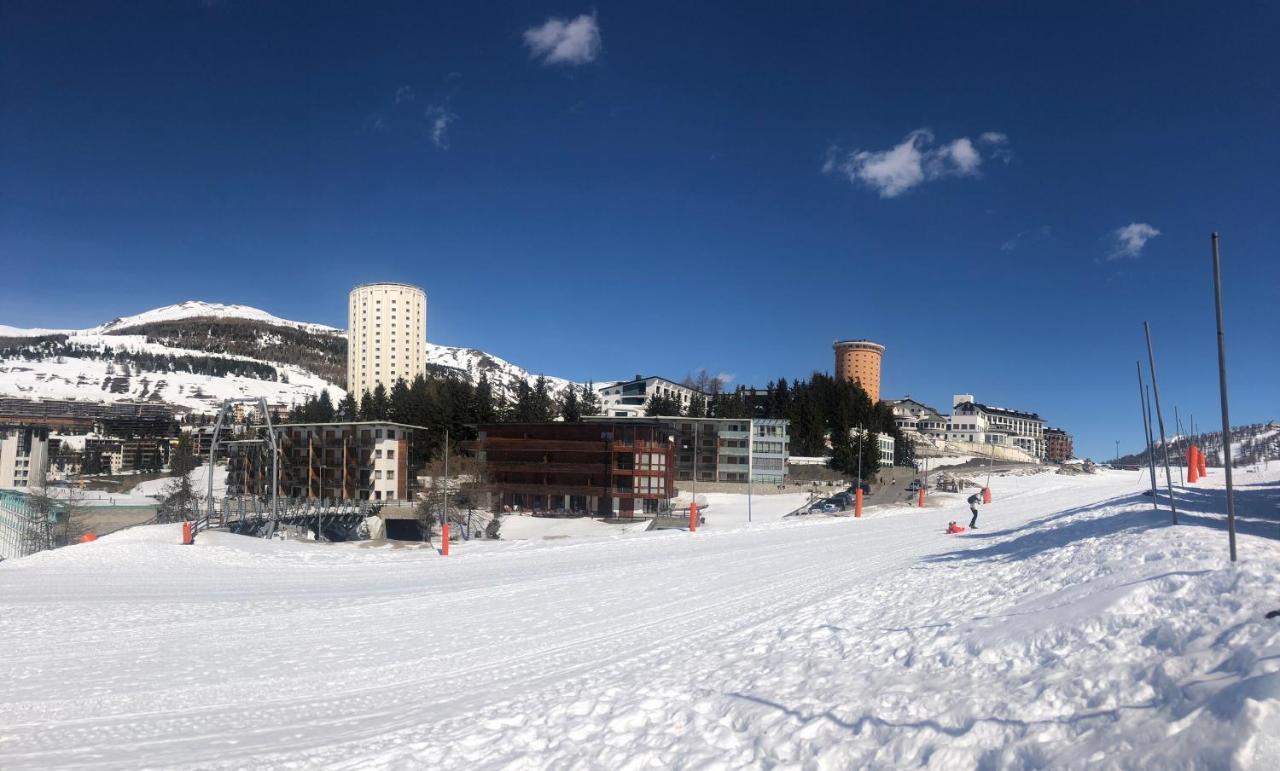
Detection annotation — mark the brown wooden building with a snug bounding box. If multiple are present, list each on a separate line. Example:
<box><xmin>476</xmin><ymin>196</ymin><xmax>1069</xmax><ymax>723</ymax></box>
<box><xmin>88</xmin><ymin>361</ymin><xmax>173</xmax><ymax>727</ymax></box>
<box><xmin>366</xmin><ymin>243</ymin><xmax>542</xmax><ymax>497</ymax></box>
<box><xmin>228</xmin><ymin>421</ymin><xmax>420</xmax><ymax>502</ymax></box>
<box><xmin>465</xmin><ymin>422</ymin><xmax>676</xmax><ymax>516</ymax></box>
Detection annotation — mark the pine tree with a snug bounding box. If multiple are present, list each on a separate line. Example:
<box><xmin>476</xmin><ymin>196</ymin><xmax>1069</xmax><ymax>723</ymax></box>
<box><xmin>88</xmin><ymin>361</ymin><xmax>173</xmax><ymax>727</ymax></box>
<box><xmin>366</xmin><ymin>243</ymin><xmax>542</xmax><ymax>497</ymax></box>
<box><xmin>337</xmin><ymin>392</ymin><xmax>359</xmax><ymax>421</ymax></box>
<box><xmin>388</xmin><ymin>379</ymin><xmax>411</xmax><ymax>424</ymax></box>
<box><xmin>359</xmin><ymin>390</ymin><xmax>375</xmax><ymax>421</ymax></box>
<box><xmin>687</xmin><ymin>393</ymin><xmax>708</xmax><ymax>418</ymax></box>
<box><xmin>316</xmin><ymin>389</ymin><xmax>336</xmax><ymax>422</ymax></box>
<box><xmin>532</xmin><ymin>375</ymin><xmax>555</xmax><ymax>421</ymax></box>
<box><xmin>170</xmin><ymin>432</ymin><xmax>197</xmax><ymax>477</ymax></box>
<box><xmin>559</xmin><ymin>384</ymin><xmax>582</xmax><ymax>422</ymax></box>
<box><xmin>514</xmin><ymin>380</ymin><xmax>535</xmax><ymax>422</ymax></box>
<box><xmin>371</xmin><ymin>383</ymin><xmax>391</xmax><ymax>421</ymax></box>
<box><xmin>474</xmin><ymin>373</ymin><xmax>496</xmax><ymax>424</ymax></box>
<box><xmin>579</xmin><ymin>381</ymin><xmax>601</xmax><ymax>417</ymax></box>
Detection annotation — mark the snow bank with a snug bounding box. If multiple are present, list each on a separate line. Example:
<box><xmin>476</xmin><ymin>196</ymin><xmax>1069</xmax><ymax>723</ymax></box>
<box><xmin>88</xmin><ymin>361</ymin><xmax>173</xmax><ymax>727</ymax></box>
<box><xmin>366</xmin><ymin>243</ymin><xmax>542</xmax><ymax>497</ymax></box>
<box><xmin>0</xmin><ymin>468</ymin><xmax>1276</xmax><ymax>768</ymax></box>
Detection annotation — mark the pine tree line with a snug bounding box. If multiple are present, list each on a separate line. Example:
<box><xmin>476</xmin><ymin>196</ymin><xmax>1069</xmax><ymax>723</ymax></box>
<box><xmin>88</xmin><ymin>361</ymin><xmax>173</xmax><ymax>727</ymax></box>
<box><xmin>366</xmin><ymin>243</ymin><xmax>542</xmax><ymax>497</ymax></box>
<box><xmin>1</xmin><ymin>338</ymin><xmax>282</xmax><ymax>381</ymax></box>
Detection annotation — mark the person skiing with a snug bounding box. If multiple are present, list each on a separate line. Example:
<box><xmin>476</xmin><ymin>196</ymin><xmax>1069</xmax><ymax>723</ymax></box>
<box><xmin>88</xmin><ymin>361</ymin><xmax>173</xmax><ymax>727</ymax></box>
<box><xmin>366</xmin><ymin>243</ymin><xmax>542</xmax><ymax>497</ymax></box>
<box><xmin>966</xmin><ymin>491</ymin><xmax>982</xmax><ymax>529</ymax></box>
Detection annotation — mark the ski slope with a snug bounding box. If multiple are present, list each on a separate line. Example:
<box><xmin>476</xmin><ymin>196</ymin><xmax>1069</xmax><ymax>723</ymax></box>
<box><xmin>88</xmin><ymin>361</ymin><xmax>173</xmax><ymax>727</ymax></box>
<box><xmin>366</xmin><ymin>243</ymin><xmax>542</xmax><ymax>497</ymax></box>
<box><xmin>1</xmin><ymin>469</ymin><xmax>1277</xmax><ymax>768</ymax></box>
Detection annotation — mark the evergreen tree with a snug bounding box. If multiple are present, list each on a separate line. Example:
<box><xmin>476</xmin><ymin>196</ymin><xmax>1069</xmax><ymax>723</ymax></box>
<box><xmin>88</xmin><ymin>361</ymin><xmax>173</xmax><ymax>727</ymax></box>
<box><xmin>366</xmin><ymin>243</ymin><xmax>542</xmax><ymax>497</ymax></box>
<box><xmin>514</xmin><ymin>380</ymin><xmax>535</xmax><ymax>422</ymax></box>
<box><xmin>316</xmin><ymin>389</ymin><xmax>336</xmax><ymax>422</ymax></box>
<box><xmin>474</xmin><ymin>373</ymin><xmax>496</xmax><ymax>423</ymax></box>
<box><xmin>371</xmin><ymin>383</ymin><xmax>391</xmax><ymax>421</ymax></box>
<box><xmin>388</xmin><ymin>379</ymin><xmax>412</xmax><ymax>424</ymax></box>
<box><xmin>337</xmin><ymin>392</ymin><xmax>359</xmax><ymax>421</ymax></box>
<box><xmin>645</xmin><ymin>392</ymin><xmax>683</xmax><ymax>416</ymax></box>
<box><xmin>579</xmin><ymin>381</ymin><xmax>601</xmax><ymax>417</ymax></box>
<box><xmin>686</xmin><ymin>392</ymin><xmax>708</xmax><ymax>418</ymax></box>
<box><xmin>170</xmin><ymin>432</ymin><xmax>197</xmax><ymax>477</ymax></box>
<box><xmin>559</xmin><ymin>384</ymin><xmax>582</xmax><ymax>422</ymax></box>
<box><xmin>359</xmin><ymin>390</ymin><xmax>375</xmax><ymax>421</ymax></box>
<box><xmin>532</xmin><ymin>375</ymin><xmax>555</xmax><ymax>421</ymax></box>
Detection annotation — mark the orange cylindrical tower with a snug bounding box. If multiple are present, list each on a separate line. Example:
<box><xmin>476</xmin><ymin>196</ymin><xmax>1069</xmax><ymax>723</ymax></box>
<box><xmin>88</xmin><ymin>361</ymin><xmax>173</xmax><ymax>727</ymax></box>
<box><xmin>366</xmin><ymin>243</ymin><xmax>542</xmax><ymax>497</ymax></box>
<box><xmin>833</xmin><ymin>339</ymin><xmax>885</xmax><ymax>402</ymax></box>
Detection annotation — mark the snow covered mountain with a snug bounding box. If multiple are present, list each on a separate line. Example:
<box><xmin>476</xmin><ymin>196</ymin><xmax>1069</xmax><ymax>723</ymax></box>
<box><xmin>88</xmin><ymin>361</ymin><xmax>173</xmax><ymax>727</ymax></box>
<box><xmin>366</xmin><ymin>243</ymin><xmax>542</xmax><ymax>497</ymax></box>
<box><xmin>0</xmin><ymin>301</ymin><xmax>596</xmax><ymax>414</ymax></box>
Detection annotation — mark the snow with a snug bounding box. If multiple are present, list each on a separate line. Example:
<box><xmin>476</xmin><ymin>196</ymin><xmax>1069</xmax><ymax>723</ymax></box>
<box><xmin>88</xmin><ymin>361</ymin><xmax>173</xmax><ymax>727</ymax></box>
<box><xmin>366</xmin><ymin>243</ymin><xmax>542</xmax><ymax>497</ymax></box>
<box><xmin>2</xmin><ymin>459</ymin><xmax>1278</xmax><ymax>767</ymax></box>
<box><xmin>499</xmin><ymin>514</ymin><xmax>653</xmax><ymax>540</ymax></box>
<box><xmin>0</xmin><ymin>301</ymin><xmax>340</xmax><ymax>337</ymax></box>
<box><xmin>918</xmin><ymin>454</ymin><xmax>978</xmax><ymax>469</ymax></box>
<box><xmin>27</xmin><ymin>463</ymin><xmax>227</xmax><ymax>507</ymax></box>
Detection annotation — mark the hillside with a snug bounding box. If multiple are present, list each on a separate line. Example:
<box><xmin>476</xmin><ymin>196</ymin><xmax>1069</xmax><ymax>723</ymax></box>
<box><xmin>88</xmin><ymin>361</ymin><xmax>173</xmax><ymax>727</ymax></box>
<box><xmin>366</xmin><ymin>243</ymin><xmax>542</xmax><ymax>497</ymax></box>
<box><xmin>0</xmin><ymin>301</ymin><xmax>593</xmax><ymax>414</ymax></box>
<box><xmin>1115</xmin><ymin>421</ymin><xmax>1279</xmax><ymax>468</ymax></box>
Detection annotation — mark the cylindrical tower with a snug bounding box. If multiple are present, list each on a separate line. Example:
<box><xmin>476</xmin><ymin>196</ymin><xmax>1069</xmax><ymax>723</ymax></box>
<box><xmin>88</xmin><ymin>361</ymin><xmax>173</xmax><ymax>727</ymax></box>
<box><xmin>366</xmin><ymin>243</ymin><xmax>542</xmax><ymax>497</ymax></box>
<box><xmin>347</xmin><ymin>282</ymin><xmax>428</xmax><ymax>400</ymax></box>
<box><xmin>833</xmin><ymin>339</ymin><xmax>885</xmax><ymax>402</ymax></box>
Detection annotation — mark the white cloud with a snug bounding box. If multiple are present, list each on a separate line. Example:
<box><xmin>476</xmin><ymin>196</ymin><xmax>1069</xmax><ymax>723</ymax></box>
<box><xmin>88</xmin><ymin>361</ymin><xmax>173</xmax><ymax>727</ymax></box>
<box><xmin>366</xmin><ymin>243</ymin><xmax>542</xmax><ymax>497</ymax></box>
<box><xmin>979</xmin><ymin>131</ymin><xmax>1008</xmax><ymax>145</ymax></box>
<box><xmin>1110</xmin><ymin>222</ymin><xmax>1161</xmax><ymax>259</ymax></box>
<box><xmin>394</xmin><ymin>85</ymin><xmax>415</xmax><ymax>104</ymax></box>
<box><xmin>523</xmin><ymin>13</ymin><xmax>602</xmax><ymax>66</ymax></box>
<box><xmin>425</xmin><ymin>105</ymin><xmax>456</xmax><ymax>149</ymax></box>
<box><xmin>824</xmin><ymin>128</ymin><xmax>1006</xmax><ymax>198</ymax></box>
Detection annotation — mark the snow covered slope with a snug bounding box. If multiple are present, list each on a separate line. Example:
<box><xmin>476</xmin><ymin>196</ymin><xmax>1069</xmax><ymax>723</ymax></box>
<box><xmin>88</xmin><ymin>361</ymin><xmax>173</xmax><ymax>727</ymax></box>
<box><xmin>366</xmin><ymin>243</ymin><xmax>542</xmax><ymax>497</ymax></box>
<box><xmin>1</xmin><ymin>470</ymin><xmax>1276</xmax><ymax>768</ymax></box>
<box><xmin>0</xmin><ymin>301</ymin><xmax>340</xmax><ymax>337</ymax></box>
<box><xmin>1</xmin><ymin>301</ymin><xmax>595</xmax><ymax>412</ymax></box>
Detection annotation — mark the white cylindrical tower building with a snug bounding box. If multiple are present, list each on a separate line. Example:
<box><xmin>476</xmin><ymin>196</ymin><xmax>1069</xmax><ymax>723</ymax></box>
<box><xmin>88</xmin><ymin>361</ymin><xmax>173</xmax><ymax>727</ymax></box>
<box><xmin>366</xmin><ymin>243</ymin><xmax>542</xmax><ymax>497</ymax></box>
<box><xmin>347</xmin><ymin>282</ymin><xmax>427</xmax><ymax>399</ymax></box>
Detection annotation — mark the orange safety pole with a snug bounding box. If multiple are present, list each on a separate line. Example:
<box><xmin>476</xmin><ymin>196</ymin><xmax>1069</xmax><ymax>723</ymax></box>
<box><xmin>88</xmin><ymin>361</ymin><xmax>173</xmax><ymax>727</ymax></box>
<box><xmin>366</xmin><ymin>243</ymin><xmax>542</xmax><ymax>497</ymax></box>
<box><xmin>1187</xmin><ymin>446</ymin><xmax>1199</xmax><ymax>483</ymax></box>
<box><xmin>441</xmin><ymin>522</ymin><xmax>449</xmax><ymax>556</ymax></box>
<box><xmin>181</xmin><ymin>521</ymin><xmax>193</xmax><ymax>545</ymax></box>
<box><xmin>1198</xmin><ymin>446</ymin><xmax>1207</xmax><ymax>476</ymax></box>
<box><xmin>689</xmin><ymin>501</ymin><xmax>698</xmax><ymax>532</ymax></box>
<box><xmin>855</xmin><ymin>487</ymin><xmax>863</xmax><ymax>517</ymax></box>
<box><xmin>917</xmin><ymin>487</ymin><xmax>925</xmax><ymax>508</ymax></box>
<box><xmin>982</xmin><ymin>486</ymin><xmax>992</xmax><ymax>504</ymax></box>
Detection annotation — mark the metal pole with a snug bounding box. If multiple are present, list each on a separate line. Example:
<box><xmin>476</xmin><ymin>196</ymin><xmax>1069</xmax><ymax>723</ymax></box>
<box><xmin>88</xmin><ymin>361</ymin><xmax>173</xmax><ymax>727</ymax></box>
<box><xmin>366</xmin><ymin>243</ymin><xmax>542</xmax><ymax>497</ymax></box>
<box><xmin>1173</xmin><ymin>405</ymin><xmax>1186</xmax><ymax>485</ymax></box>
<box><xmin>1144</xmin><ymin>321</ymin><xmax>1178</xmax><ymax>524</ymax></box>
<box><xmin>443</xmin><ymin>427</ymin><xmax>450</xmax><ymax>531</ymax></box>
<box><xmin>747</xmin><ymin>420</ymin><xmax>753</xmax><ymax>523</ymax></box>
<box><xmin>1114</xmin><ymin>440</ymin><xmax>1120</xmax><ymax>467</ymax></box>
<box><xmin>1137</xmin><ymin>362</ymin><xmax>1158</xmax><ymax>509</ymax></box>
<box><xmin>1211</xmin><ymin>232</ymin><xmax>1238</xmax><ymax>561</ymax></box>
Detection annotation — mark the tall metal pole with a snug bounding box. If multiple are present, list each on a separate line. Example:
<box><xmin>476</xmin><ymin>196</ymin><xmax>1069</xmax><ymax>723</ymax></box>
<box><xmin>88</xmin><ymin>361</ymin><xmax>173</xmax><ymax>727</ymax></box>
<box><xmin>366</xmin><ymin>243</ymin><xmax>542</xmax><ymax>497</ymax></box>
<box><xmin>1211</xmin><ymin>232</ymin><xmax>1238</xmax><ymax>561</ymax></box>
<box><xmin>747</xmin><ymin>420</ymin><xmax>753</xmax><ymax>523</ymax></box>
<box><xmin>1144</xmin><ymin>321</ymin><xmax>1178</xmax><ymax>524</ymax></box>
<box><xmin>1137</xmin><ymin>362</ymin><xmax>1158</xmax><ymax>509</ymax></box>
<box><xmin>1114</xmin><ymin>440</ymin><xmax>1120</xmax><ymax>467</ymax></box>
<box><xmin>442</xmin><ymin>427</ymin><xmax>450</xmax><ymax>531</ymax></box>
<box><xmin>1173</xmin><ymin>406</ymin><xmax>1186</xmax><ymax>485</ymax></box>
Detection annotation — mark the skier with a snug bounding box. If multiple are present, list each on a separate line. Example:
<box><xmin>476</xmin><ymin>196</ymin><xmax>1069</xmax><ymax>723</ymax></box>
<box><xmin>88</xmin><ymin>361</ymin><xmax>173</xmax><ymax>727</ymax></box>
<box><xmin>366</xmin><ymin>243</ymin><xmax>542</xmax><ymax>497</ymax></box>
<box><xmin>966</xmin><ymin>491</ymin><xmax>982</xmax><ymax>529</ymax></box>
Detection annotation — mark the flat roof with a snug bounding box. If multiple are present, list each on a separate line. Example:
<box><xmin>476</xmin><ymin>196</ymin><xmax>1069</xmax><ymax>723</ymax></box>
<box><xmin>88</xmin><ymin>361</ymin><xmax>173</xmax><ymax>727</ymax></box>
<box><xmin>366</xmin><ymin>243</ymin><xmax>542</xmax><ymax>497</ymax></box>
<box><xmin>274</xmin><ymin>421</ymin><xmax>429</xmax><ymax>430</ymax></box>
<box><xmin>832</xmin><ymin>339</ymin><xmax>886</xmax><ymax>351</ymax></box>
<box><xmin>350</xmin><ymin>282</ymin><xmax>425</xmax><ymax>293</ymax></box>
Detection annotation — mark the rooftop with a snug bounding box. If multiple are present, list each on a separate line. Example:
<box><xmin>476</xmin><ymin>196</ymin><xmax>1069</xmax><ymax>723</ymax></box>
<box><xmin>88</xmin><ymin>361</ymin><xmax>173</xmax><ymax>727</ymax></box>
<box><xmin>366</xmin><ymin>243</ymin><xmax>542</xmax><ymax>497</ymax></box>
<box><xmin>832</xmin><ymin>339</ymin><xmax>886</xmax><ymax>351</ymax></box>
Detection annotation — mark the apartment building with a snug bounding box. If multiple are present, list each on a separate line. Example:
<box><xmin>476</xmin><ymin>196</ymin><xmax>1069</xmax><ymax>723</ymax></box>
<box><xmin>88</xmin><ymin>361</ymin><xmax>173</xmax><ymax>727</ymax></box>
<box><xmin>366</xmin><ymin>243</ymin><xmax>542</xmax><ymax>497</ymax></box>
<box><xmin>464</xmin><ymin>421</ymin><xmax>675</xmax><ymax>516</ymax></box>
<box><xmin>949</xmin><ymin>394</ymin><xmax>1046</xmax><ymax>459</ymax></box>
<box><xmin>1044</xmin><ymin>427</ymin><xmax>1074</xmax><ymax>463</ymax></box>
<box><xmin>596</xmin><ymin>416</ymin><xmax>791</xmax><ymax>486</ymax></box>
<box><xmin>228</xmin><ymin>421</ymin><xmax>422</xmax><ymax>502</ymax></box>
<box><xmin>347</xmin><ymin>282</ymin><xmax>428</xmax><ymax>399</ymax></box>
<box><xmin>596</xmin><ymin>376</ymin><xmax>704</xmax><ymax>418</ymax></box>
<box><xmin>0</xmin><ymin>426</ymin><xmax>49</xmax><ymax>489</ymax></box>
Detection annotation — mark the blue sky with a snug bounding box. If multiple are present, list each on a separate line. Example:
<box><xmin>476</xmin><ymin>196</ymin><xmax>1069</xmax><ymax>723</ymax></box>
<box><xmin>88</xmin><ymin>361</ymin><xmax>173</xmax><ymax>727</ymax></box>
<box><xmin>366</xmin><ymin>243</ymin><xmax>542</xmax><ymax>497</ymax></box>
<box><xmin>2</xmin><ymin>2</ymin><xmax>1278</xmax><ymax>459</ymax></box>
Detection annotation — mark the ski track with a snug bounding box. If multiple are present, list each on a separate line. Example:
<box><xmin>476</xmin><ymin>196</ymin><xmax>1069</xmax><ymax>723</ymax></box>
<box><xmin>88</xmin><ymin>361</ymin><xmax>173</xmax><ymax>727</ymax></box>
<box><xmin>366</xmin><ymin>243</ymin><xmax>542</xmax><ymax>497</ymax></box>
<box><xmin>1</xmin><ymin>469</ymin><xmax>1277</xmax><ymax>769</ymax></box>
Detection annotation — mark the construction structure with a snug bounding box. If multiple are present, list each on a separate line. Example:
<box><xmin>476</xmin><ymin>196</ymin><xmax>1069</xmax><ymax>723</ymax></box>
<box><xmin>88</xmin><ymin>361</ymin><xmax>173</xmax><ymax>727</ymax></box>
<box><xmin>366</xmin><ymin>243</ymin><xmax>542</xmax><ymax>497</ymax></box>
<box><xmin>833</xmin><ymin>339</ymin><xmax>885</xmax><ymax>402</ymax></box>
<box><xmin>347</xmin><ymin>282</ymin><xmax>428</xmax><ymax>400</ymax></box>
<box><xmin>464</xmin><ymin>422</ymin><xmax>676</xmax><ymax>516</ymax></box>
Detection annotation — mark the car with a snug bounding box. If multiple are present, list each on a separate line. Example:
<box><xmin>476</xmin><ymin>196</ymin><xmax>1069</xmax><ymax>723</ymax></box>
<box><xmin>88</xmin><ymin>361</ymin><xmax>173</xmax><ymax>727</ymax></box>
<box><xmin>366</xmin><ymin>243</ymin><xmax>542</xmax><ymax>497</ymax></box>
<box><xmin>906</xmin><ymin>479</ymin><xmax>927</xmax><ymax>492</ymax></box>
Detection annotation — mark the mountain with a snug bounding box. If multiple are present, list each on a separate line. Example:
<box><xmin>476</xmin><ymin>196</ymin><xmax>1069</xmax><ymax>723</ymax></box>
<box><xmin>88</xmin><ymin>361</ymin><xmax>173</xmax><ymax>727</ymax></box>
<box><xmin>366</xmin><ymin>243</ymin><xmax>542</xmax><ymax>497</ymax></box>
<box><xmin>0</xmin><ymin>301</ymin><xmax>599</xmax><ymax>414</ymax></box>
<box><xmin>1114</xmin><ymin>422</ymin><xmax>1279</xmax><ymax>468</ymax></box>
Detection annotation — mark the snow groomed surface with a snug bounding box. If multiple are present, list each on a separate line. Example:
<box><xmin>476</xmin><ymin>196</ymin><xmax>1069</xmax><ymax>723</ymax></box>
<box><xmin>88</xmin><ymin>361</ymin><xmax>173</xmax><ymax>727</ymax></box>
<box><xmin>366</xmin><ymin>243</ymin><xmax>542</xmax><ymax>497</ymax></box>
<box><xmin>1</xmin><ymin>468</ymin><xmax>1277</xmax><ymax>769</ymax></box>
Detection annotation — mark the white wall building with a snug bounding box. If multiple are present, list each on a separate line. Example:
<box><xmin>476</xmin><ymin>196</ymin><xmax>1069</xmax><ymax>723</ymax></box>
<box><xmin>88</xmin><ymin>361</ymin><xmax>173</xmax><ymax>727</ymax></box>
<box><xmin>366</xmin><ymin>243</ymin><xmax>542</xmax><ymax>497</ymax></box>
<box><xmin>948</xmin><ymin>394</ymin><xmax>1046</xmax><ymax>459</ymax></box>
<box><xmin>596</xmin><ymin>376</ymin><xmax>704</xmax><ymax>418</ymax></box>
<box><xmin>347</xmin><ymin>282</ymin><xmax>428</xmax><ymax>400</ymax></box>
<box><xmin>0</xmin><ymin>426</ymin><xmax>49</xmax><ymax>489</ymax></box>
<box><xmin>850</xmin><ymin>427</ymin><xmax>896</xmax><ymax>468</ymax></box>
